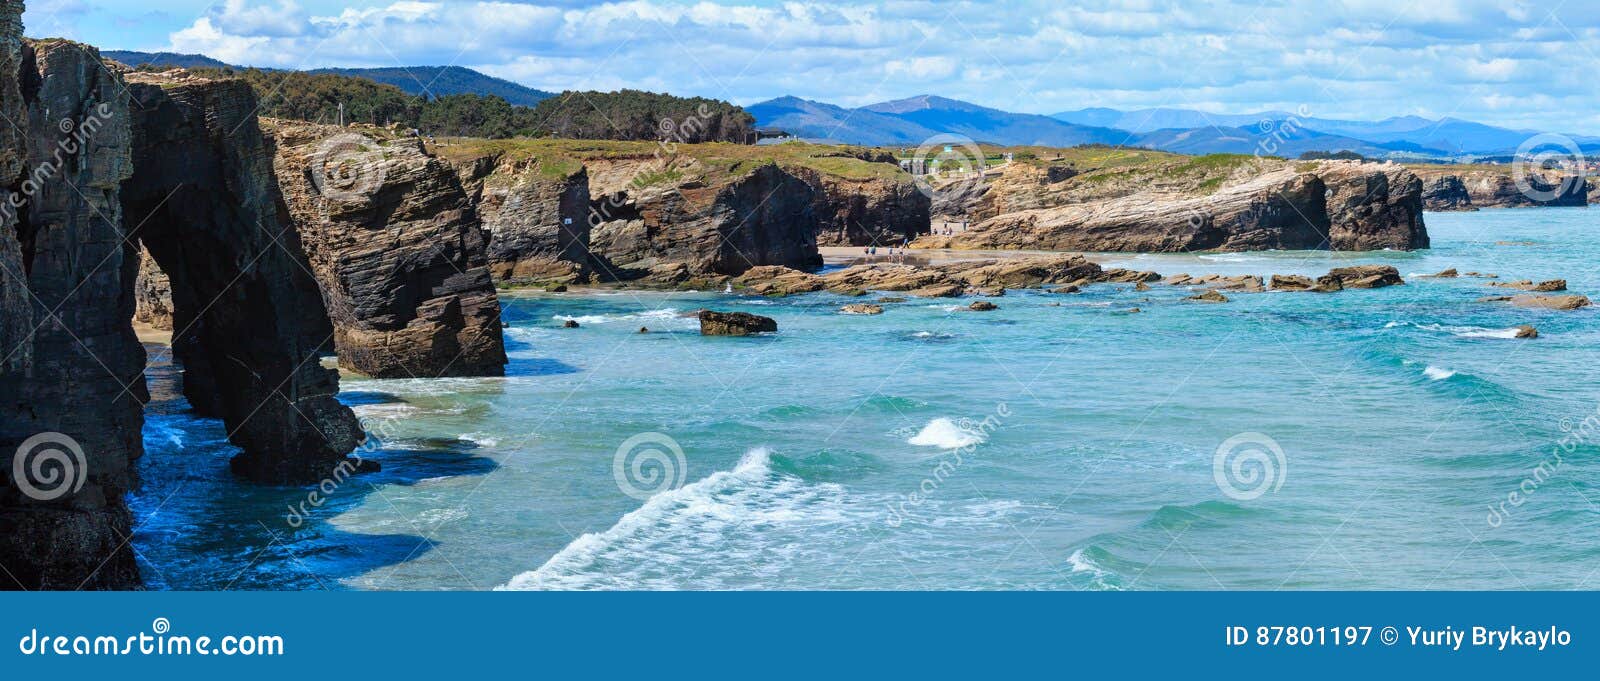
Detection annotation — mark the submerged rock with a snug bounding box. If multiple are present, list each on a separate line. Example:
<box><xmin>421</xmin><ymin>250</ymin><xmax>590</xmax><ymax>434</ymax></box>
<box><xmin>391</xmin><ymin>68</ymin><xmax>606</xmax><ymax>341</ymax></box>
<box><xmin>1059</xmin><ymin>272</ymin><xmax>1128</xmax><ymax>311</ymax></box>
<box><xmin>1488</xmin><ymin>279</ymin><xmax>1566</xmax><ymax>292</ymax></box>
<box><xmin>1508</xmin><ymin>294</ymin><xmax>1591</xmax><ymax>311</ymax></box>
<box><xmin>840</xmin><ymin>303</ymin><xmax>885</xmax><ymax>315</ymax></box>
<box><xmin>699</xmin><ymin>310</ymin><xmax>778</xmax><ymax>335</ymax></box>
<box><xmin>968</xmin><ymin>301</ymin><xmax>999</xmax><ymax>311</ymax></box>
<box><xmin>732</xmin><ymin>265</ymin><xmax>825</xmax><ymax>297</ymax></box>
<box><xmin>1187</xmin><ymin>290</ymin><xmax>1229</xmax><ymax>303</ymax></box>
<box><xmin>1322</xmin><ymin>265</ymin><xmax>1403</xmax><ymax>289</ymax></box>
<box><xmin>1514</xmin><ymin>325</ymin><xmax>1539</xmax><ymax>339</ymax></box>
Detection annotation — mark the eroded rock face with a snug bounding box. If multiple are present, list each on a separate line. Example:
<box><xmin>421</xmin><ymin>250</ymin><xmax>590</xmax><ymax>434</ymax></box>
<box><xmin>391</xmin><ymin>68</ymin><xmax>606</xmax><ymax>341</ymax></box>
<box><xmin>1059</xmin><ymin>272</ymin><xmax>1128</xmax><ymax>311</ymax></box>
<box><xmin>698</xmin><ymin>310</ymin><xmax>777</xmax><ymax>335</ymax></box>
<box><xmin>787</xmin><ymin>166</ymin><xmax>930</xmax><ymax>247</ymax></box>
<box><xmin>0</xmin><ymin>35</ymin><xmax>143</xmax><ymax>589</ymax></box>
<box><xmin>590</xmin><ymin>162</ymin><xmax>822</xmax><ymax>278</ymax></box>
<box><xmin>457</xmin><ymin>152</ymin><xmax>591</xmax><ymax>284</ymax></box>
<box><xmin>120</xmin><ymin>72</ymin><xmax>364</xmax><ymax>484</ymax></box>
<box><xmin>270</xmin><ymin>121</ymin><xmax>507</xmax><ymax>379</ymax></box>
<box><xmin>1416</xmin><ymin>169</ymin><xmax>1589</xmax><ymax>209</ymax></box>
<box><xmin>920</xmin><ymin>169</ymin><xmax>1331</xmax><ymax>252</ymax></box>
<box><xmin>1319</xmin><ymin>163</ymin><xmax>1428</xmax><ymax>251</ymax></box>
<box><xmin>1421</xmin><ymin>175</ymin><xmax>1473</xmax><ymax>211</ymax></box>
<box><xmin>132</xmin><ymin>246</ymin><xmax>172</xmax><ymax>330</ymax></box>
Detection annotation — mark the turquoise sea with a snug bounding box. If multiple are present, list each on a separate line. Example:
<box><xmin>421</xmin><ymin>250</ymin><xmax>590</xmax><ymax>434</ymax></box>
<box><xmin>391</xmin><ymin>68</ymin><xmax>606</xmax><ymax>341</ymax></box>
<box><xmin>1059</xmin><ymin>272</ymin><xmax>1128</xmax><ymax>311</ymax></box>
<box><xmin>131</xmin><ymin>207</ymin><xmax>1600</xmax><ymax>590</ymax></box>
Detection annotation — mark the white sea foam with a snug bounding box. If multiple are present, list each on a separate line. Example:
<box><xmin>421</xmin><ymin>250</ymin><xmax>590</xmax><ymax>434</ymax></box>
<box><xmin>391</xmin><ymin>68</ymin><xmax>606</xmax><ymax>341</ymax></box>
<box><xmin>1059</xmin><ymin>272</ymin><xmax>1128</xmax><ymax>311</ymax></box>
<box><xmin>1423</xmin><ymin>365</ymin><xmax>1457</xmax><ymax>381</ymax></box>
<box><xmin>1386</xmin><ymin>321</ymin><xmax>1523</xmax><ymax>340</ymax></box>
<box><xmin>907</xmin><ymin>418</ymin><xmax>986</xmax><ymax>449</ymax></box>
<box><xmin>552</xmin><ymin>308</ymin><xmax>692</xmax><ymax>327</ymax></box>
<box><xmin>460</xmin><ymin>433</ymin><xmax>498</xmax><ymax>447</ymax></box>
<box><xmin>500</xmin><ymin>448</ymin><xmax>859</xmax><ymax>590</ymax></box>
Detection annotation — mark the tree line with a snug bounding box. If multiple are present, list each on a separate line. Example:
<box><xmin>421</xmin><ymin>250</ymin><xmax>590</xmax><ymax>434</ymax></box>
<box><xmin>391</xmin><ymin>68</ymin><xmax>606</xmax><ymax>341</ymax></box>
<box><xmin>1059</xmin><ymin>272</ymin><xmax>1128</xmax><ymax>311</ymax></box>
<box><xmin>176</xmin><ymin>67</ymin><xmax>754</xmax><ymax>143</ymax></box>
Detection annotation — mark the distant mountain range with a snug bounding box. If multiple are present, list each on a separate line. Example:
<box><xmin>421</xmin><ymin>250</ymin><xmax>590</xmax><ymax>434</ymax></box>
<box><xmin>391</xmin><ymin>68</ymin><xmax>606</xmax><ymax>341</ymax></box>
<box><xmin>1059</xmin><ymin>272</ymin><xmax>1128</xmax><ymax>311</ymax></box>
<box><xmin>748</xmin><ymin>95</ymin><xmax>1127</xmax><ymax>148</ymax></box>
<box><xmin>102</xmin><ymin>50</ymin><xmax>229</xmax><ymax>69</ymax></box>
<box><xmin>101</xmin><ymin>51</ymin><xmax>553</xmax><ymax>107</ymax></box>
<box><xmin>756</xmin><ymin>95</ymin><xmax>1600</xmax><ymax>158</ymax></box>
<box><xmin>90</xmin><ymin>49</ymin><xmax>1596</xmax><ymax>158</ymax></box>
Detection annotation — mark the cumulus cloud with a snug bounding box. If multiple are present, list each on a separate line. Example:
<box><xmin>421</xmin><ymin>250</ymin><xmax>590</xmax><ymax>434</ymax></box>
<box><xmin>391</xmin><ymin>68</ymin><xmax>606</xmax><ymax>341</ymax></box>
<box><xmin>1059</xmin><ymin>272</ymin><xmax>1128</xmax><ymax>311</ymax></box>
<box><xmin>137</xmin><ymin>0</ymin><xmax>1600</xmax><ymax>133</ymax></box>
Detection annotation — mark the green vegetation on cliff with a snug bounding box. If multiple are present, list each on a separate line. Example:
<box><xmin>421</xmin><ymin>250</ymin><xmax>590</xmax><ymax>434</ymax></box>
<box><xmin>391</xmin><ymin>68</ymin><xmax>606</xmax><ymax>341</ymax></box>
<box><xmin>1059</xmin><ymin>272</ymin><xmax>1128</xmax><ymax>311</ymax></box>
<box><xmin>175</xmin><ymin>67</ymin><xmax>752</xmax><ymax>143</ymax></box>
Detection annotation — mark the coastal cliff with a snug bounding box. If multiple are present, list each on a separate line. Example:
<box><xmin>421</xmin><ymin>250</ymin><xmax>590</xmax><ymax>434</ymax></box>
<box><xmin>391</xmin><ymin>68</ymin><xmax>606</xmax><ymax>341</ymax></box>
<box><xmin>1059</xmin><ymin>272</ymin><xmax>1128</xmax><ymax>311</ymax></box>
<box><xmin>922</xmin><ymin>152</ymin><xmax>1427</xmax><ymax>253</ymax></box>
<box><xmin>1412</xmin><ymin>166</ymin><xmax>1589</xmax><ymax>210</ymax></box>
<box><xmin>455</xmin><ymin>151</ymin><xmax>591</xmax><ymax>285</ymax></box>
<box><xmin>0</xmin><ymin>33</ymin><xmax>144</xmax><ymax>589</ymax></box>
<box><xmin>120</xmin><ymin>71</ymin><xmax>365</xmax><ymax>484</ymax></box>
<box><xmin>270</xmin><ymin>120</ymin><xmax>508</xmax><ymax>379</ymax></box>
<box><xmin>435</xmin><ymin>139</ymin><xmax>928</xmax><ymax>284</ymax></box>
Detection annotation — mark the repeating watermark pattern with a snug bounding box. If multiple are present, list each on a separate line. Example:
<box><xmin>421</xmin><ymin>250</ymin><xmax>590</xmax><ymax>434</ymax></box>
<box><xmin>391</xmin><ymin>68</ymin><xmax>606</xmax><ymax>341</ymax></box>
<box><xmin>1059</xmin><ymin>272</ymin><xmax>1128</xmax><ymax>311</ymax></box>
<box><xmin>884</xmin><ymin>402</ymin><xmax>1012</xmax><ymax>527</ymax></box>
<box><xmin>11</xmin><ymin>432</ymin><xmax>87</xmax><ymax>501</ymax></box>
<box><xmin>909</xmin><ymin>133</ymin><xmax>987</xmax><ymax>202</ymax></box>
<box><xmin>1213</xmin><ymin>432</ymin><xmax>1287</xmax><ymax>501</ymax></box>
<box><xmin>282</xmin><ymin>401</ymin><xmax>414</xmax><ymax>527</ymax></box>
<box><xmin>17</xmin><ymin>617</ymin><xmax>284</xmax><ymax>656</ymax></box>
<box><xmin>309</xmin><ymin>133</ymin><xmax>389</xmax><ymax>201</ymax></box>
<box><xmin>613</xmin><ymin>432</ymin><xmax>688</xmax><ymax>501</ymax></box>
<box><xmin>1485</xmin><ymin>402</ymin><xmax>1600</xmax><ymax>528</ymax></box>
<box><xmin>1252</xmin><ymin>104</ymin><xmax>1313</xmax><ymax>158</ymax></box>
<box><xmin>1511</xmin><ymin>133</ymin><xmax>1585</xmax><ymax>203</ymax></box>
<box><xmin>0</xmin><ymin>104</ymin><xmax>117</xmax><ymax>227</ymax></box>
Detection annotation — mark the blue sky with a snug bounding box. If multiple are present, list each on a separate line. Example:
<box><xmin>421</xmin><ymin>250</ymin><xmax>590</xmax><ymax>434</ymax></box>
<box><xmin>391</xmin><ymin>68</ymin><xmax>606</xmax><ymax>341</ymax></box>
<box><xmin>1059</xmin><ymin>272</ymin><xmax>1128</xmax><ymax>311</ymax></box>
<box><xmin>23</xmin><ymin>0</ymin><xmax>1600</xmax><ymax>134</ymax></box>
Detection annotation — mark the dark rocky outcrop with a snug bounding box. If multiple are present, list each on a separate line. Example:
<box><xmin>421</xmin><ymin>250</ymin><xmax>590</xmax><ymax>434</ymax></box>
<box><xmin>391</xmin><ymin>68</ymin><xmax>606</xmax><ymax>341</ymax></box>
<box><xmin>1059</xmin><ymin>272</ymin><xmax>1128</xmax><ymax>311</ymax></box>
<box><xmin>787</xmin><ymin>166</ymin><xmax>930</xmax><ymax>247</ymax></box>
<box><xmin>0</xmin><ymin>34</ymin><xmax>144</xmax><ymax>590</ymax></box>
<box><xmin>1319</xmin><ymin>163</ymin><xmax>1428</xmax><ymax>251</ymax></box>
<box><xmin>590</xmin><ymin>163</ymin><xmax>822</xmax><ymax>279</ymax></box>
<box><xmin>120</xmin><ymin>71</ymin><xmax>365</xmax><ymax>485</ymax></box>
<box><xmin>456</xmin><ymin>151</ymin><xmax>591</xmax><ymax>284</ymax></box>
<box><xmin>132</xmin><ymin>246</ymin><xmax>172</xmax><ymax>329</ymax></box>
<box><xmin>1415</xmin><ymin>169</ymin><xmax>1589</xmax><ymax>210</ymax></box>
<box><xmin>1321</xmin><ymin>265</ymin><xmax>1403</xmax><ymax>289</ymax></box>
<box><xmin>270</xmin><ymin>121</ymin><xmax>507</xmax><ymax>379</ymax></box>
<box><xmin>1421</xmin><ymin>175</ymin><xmax>1473</xmax><ymax>211</ymax></box>
<box><xmin>698</xmin><ymin>310</ymin><xmax>777</xmax><ymax>335</ymax></box>
<box><xmin>918</xmin><ymin>169</ymin><xmax>1333</xmax><ymax>252</ymax></box>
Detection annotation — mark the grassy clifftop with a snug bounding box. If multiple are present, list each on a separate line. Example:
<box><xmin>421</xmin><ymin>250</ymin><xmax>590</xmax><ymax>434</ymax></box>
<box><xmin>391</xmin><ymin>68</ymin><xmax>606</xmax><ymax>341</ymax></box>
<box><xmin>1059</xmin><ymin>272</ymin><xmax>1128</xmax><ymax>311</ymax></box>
<box><xmin>430</xmin><ymin>137</ymin><xmax>912</xmax><ymax>184</ymax></box>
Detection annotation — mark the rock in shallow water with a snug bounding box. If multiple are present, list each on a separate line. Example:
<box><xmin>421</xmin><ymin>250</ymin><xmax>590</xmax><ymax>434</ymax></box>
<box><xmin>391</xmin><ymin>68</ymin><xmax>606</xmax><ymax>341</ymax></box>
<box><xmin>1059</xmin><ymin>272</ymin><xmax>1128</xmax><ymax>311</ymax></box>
<box><xmin>699</xmin><ymin>310</ymin><xmax>778</xmax><ymax>335</ymax></box>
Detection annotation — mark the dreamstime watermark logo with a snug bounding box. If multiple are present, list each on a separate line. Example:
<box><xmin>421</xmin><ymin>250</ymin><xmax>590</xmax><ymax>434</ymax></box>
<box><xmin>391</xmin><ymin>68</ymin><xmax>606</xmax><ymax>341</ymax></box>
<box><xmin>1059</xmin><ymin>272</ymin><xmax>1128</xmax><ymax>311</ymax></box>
<box><xmin>1511</xmin><ymin>133</ymin><xmax>1585</xmax><ymax>203</ymax></box>
<box><xmin>309</xmin><ymin>133</ymin><xmax>388</xmax><ymax>201</ymax></box>
<box><xmin>909</xmin><ymin>133</ymin><xmax>987</xmax><ymax>202</ymax></box>
<box><xmin>0</xmin><ymin>104</ymin><xmax>118</xmax><ymax>227</ymax></box>
<box><xmin>1253</xmin><ymin>104</ymin><xmax>1313</xmax><ymax>158</ymax></box>
<box><xmin>282</xmin><ymin>399</ymin><xmax>423</xmax><ymax>527</ymax></box>
<box><xmin>613</xmin><ymin>432</ymin><xmax>687</xmax><ymax>500</ymax></box>
<box><xmin>1212</xmin><ymin>432</ymin><xmax>1287</xmax><ymax>501</ymax></box>
<box><xmin>17</xmin><ymin>617</ymin><xmax>285</xmax><ymax>656</ymax></box>
<box><xmin>588</xmin><ymin>104</ymin><xmax>719</xmax><ymax>229</ymax></box>
<box><xmin>884</xmin><ymin>402</ymin><xmax>1012</xmax><ymax>527</ymax></box>
<box><xmin>11</xmin><ymin>432</ymin><xmax>87</xmax><ymax>501</ymax></box>
<box><xmin>1486</xmin><ymin>402</ymin><xmax>1600</xmax><ymax>528</ymax></box>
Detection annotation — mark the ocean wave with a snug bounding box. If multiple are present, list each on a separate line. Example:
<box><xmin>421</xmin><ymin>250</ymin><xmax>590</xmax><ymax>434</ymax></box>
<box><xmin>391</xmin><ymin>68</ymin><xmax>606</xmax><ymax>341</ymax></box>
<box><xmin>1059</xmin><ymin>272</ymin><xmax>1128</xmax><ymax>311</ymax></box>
<box><xmin>1423</xmin><ymin>365</ymin><xmax>1457</xmax><ymax>381</ymax></box>
<box><xmin>552</xmin><ymin>308</ymin><xmax>693</xmax><ymax>327</ymax></box>
<box><xmin>460</xmin><ymin>433</ymin><xmax>498</xmax><ymax>447</ymax></box>
<box><xmin>1385</xmin><ymin>321</ymin><xmax>1525</xmax><ymax>340</ymax></box>
<box><xmin>499</xmin><ymin>448</ymin><xmax>858</xmax><ymax>590</ymax></box>
<box><xmin>907</xmin><ymin>418</ymin><xmax>986</xmax><ymax>449</ymax></box>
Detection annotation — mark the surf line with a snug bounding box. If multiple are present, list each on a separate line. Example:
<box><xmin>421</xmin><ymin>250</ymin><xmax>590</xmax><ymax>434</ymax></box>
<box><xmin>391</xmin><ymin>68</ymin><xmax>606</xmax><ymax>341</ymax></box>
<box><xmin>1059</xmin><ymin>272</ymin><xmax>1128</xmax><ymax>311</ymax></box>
<box><xmin>884</xmin><ymin>402</ymin><xmax>1011</xmax><ymax>528</ymax></box>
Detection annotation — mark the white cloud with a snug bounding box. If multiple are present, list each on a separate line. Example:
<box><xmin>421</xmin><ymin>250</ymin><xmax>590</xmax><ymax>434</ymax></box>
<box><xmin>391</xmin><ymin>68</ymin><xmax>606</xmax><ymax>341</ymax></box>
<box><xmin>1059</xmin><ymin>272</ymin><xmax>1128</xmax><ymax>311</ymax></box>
<box><xmin>148</xmin><ymin>0</ymin><xmax>1600</xmax><ymax>134</ymax></box>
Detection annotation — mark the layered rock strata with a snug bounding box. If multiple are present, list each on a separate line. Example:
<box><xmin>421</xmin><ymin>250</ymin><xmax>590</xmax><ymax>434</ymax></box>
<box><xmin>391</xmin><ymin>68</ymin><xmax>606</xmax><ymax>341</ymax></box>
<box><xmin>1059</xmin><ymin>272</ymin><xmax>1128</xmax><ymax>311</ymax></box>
<box><xmin>0</xmin><ymin>34</ymin><xmax>143</xmax><ymax>590</ymax></box>
<box><xmin>120</xmin><ymin>71</ymin><xmax>366</xmax><ymax>485</ymax></box>
<box><xmin>270</xmin><ymin>121</ymin><xmax>507</xmax><ymax>378</ymax></box>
